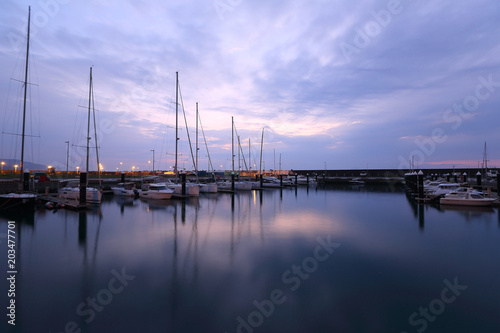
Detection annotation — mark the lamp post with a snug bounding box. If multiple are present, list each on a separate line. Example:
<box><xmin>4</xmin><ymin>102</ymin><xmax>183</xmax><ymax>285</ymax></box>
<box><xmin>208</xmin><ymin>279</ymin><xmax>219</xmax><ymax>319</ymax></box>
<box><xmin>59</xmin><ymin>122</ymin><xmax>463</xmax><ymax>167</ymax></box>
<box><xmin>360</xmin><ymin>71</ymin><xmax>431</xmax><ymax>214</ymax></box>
<box><xmin>1</xmin><ymin>161</ymin><xmax>4</xmax><ymax>174</ymax></box>
<box><xmin>65</xmin><ymin>141</ymin><xmax>70</xmax><ymax>179</ymax></box>
<box><xmin>150</xmin><ymin>149</ymin><xmax>155</xmax><ymax>174</ymax></box>
<box><xmin>14</xmin><ymin>164</ymin><xmax>19</xmax><ymax>173</ymax></box>
<box><xmin>76</xmin><ymin>166</ymin><xmax>80</xmax><ymax>174</ymax></box>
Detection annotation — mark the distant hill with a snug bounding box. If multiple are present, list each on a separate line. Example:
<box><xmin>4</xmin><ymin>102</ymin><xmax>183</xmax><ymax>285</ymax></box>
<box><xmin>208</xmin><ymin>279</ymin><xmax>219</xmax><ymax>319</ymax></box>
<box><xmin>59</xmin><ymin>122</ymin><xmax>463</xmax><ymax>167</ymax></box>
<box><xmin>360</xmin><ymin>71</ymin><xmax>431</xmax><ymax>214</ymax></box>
<box><xmin>0</xmin><ymin>159</ymin><xmax>48</xmax><ymax>171</ymax></box>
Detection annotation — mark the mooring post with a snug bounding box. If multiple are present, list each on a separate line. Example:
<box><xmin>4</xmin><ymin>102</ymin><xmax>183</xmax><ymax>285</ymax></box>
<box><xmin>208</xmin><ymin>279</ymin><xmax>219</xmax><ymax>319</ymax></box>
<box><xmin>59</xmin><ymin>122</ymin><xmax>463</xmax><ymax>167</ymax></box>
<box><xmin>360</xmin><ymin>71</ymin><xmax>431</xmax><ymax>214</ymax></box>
<box><xmin>476</xmin><ymin>171</ymin><xmax>482</xmax><ymax>187</ymax></box>
<box><xmin>181</xmin><ymin>172</ymin><xmax>186</xmax><ymax>196</ymax></box>
<box><xmin>446</xmin><ymin>173</ymin><xmax>450</xmax><ymax>182</ymax></box>
<box><xmin>80</xmin><ymin>172</ymin><xmax>87</xmax><ymax>205</ymax></box>
<box><xmin>418</xmin><ymin>170</ymin><xmax>424</xmax><ymax>199</ymax></box>
<box><xmin>454</xmin><ymin>173</ymin><xmax>458</xmax><ymax>182</ymax></box>
<box><xmin>463</xmin><ymin>172</ymin><xmax>467</xmax><ymax>183</ymax></box>
<box><xmin>306</xmin><ymin>173</ymin><xmax>309</xmax><ymax>186</ymax></box>
<box><xmin>121</xmin><ymin>172</ymin><xmax>125</xmax><ymax>183</ymax></box>
<box><xmin>23</xmin><ymin>170</ymin><xmax>30</xmax><ymax>192</ymax></box>
<box><xmin>294</xmin><ymin>174</ymin><xmax>298</xmax><ymax>185</ymax></box>
<box><xmin>280</xmin><ymin>174</ymin><xmax>283</xmax><ymax>187</ymax></box>
<box><xmin>259</xmin><ymin>174</ymin><xmax>263</xmax><ymax>188</ymax></box>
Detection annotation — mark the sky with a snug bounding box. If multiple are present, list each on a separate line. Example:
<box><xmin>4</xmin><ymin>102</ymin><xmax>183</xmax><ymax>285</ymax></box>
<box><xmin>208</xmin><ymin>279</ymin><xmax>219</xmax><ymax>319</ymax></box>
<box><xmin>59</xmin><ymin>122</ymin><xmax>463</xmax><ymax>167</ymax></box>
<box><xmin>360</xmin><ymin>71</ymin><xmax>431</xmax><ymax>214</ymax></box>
<box><xmin>1</xmin><ymin>0</ymin><xmax>500</xmax><ymax>172</ymax></box>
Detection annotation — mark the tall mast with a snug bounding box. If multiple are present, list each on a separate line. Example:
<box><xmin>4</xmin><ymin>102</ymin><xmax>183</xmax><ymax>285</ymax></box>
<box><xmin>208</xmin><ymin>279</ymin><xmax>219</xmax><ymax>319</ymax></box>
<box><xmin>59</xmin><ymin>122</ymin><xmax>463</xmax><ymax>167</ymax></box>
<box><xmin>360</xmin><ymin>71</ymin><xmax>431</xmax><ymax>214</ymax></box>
<box><xmin>19</xmin><ymin>6</ymin><xmax>31</xmax><ymax>184</ymax></box>
<box><xmin>259</xmin><ymin>128</ymin><xmax>264</xmax><ymax>176</ymax></box>
<box><xmin>231</xmin><ymin>116</ymin><xmax>234</xmax><ymax>173</ymax></box>
<box><xmin>248</xmin><ymin>138</ymin><xmax>251</xmax><ymax>172</ymax></box>
<box><xmin>195</xmin><ymin>102</ymin><xmax>199</xmax><ymax>175</ymax></box>
<box><xmin>174</xmin><ymin>71</ymin><xmax>179</xmax><ymax>176</ymax></box>
<box><xmin>91</xmin><ymin>69</ymin><xmax>101</xmax><ymax>187</ymax></box>
<box><xmin>86</xmin><ymin>67</ymin><xmax>92</xmax><ymax>180</ymax></box>
<box><xmin>238</xmin><ymin>135</ymin><xmax>240</xmax><ymax>172</ymax></box>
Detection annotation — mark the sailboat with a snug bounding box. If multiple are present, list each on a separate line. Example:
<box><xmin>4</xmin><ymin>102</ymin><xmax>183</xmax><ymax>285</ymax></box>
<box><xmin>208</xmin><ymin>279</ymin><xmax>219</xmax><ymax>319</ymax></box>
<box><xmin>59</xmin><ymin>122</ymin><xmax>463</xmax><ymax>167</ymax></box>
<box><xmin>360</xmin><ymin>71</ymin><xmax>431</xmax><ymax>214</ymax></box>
<box><xmin>196</xmin><ymin>102</ymin><xmax>217</xmax><ymax>193</ymax></box>
<box><xmin>58</xmin><ymin>67</ymin><xmax>102</xmax><ymax>204</ymax></box>
<box><xmin>0</xmin><ymin>7</ymin><xmax>37</xmax><ymax>212</ymax></box>
<box><xmin>166</xmin><ymin>72</ymin><xmax>200</xmax><ymax>197</ymax></box>
<box><xmin>218</xmin><ymin>117</ymin><xmax>252</xmax><ymax>191</ymax></box>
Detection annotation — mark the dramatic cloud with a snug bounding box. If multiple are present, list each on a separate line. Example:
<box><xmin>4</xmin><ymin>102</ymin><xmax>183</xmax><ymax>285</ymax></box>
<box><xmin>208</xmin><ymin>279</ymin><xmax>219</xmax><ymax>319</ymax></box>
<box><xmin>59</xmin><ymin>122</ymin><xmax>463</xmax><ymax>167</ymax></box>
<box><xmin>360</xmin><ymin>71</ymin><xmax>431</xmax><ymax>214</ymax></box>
<box><xmin>1</xmin><ymin>0</ymin><xmax>499</xmax><ymax>171</ymax></box>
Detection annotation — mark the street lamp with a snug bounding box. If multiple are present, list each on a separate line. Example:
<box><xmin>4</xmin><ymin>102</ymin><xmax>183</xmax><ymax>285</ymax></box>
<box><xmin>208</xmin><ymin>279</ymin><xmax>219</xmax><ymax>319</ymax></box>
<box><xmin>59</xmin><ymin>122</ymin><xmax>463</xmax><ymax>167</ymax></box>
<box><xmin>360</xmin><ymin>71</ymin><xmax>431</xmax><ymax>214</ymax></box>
<box><xmin>76</xmin><ymin>166</ymin><xmax>80</xmax><ymax>174</ymax></box>
<box><xmin>1</xmin><ymin>161</ymin><xmax>4</xmax><ymax>173</ymax></box>
<box><xmin>14</xmin><ymin>164</ymin><xmax>19</xmax><ymax>173</ymax></box>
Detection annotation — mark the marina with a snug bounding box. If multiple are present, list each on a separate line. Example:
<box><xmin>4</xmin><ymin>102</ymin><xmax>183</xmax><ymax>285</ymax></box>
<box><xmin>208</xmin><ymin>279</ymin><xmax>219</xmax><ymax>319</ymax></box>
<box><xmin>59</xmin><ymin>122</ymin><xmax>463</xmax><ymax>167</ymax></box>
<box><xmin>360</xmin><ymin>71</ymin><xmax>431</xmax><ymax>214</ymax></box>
<box><xmin>1</xmin><ymin>183</ymin><xmax>500</xmax><ymax>332</ymax></box>
<box><xmin>1</xmin><ymin>2</ymin><xmax>500</xmax><ymax>332</ymax></box>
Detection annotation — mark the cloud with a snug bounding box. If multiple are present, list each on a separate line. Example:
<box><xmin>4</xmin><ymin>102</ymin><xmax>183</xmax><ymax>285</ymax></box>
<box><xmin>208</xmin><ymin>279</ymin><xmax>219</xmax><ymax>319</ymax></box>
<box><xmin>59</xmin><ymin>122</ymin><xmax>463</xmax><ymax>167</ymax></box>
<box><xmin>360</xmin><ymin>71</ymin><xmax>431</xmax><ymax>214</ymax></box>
<box><xmin>1</xmin><ymin>0</ymin><xmax>499</xmax><ymax>170</ymax></box>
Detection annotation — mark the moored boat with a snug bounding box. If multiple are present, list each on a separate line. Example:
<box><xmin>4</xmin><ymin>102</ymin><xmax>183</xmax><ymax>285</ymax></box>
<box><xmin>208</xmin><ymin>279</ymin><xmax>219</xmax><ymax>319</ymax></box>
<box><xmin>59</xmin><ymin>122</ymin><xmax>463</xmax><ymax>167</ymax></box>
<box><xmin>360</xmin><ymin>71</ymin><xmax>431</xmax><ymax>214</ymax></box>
<box><xmin>440</xmin><ymin>187</ymin><xmax>496</xmax><ymax>206</ymax></box>
<box><xmin>112</xmin><ymin>182</ymin><xmax>141</xmax><ymax>196</ymax></box>
<box><xmin>140</xmin><ymin>183</ymin><xmax>174</xmax><ymax>200</ymax></box>
<box><xmin>0</xmin><ymin>192</ymin><xmax>36</xmax><ymax>212</ymax></box>
<box><xmin>199</xmin><ymin>183</ymin><xmax>218</xmax><ymax>193</ymax></box>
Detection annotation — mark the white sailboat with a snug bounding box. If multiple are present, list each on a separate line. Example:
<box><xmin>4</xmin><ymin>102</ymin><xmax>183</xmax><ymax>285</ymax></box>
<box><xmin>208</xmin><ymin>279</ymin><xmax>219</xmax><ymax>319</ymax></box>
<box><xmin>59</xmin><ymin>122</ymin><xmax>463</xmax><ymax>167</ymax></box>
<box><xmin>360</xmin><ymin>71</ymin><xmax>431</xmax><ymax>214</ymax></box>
<box><xmin>58</xmin><ymin>67</ymin><xmax>102</xmax><ymax>204</ymax></box>
<box><xmin>0</xmin><ymin>7</ymin><xmax>37</xmax><ymax>211</ymax></box>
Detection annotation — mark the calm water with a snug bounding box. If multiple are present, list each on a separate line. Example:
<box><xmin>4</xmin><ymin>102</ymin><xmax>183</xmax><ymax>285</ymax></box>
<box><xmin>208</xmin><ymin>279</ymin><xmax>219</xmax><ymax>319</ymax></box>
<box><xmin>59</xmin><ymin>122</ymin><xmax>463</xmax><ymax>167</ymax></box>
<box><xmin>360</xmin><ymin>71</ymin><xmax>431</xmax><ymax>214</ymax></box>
<box><xmin>1</xmin><ymin>185</ymin><xmax>500</xmax><ymax>333</ymax></box>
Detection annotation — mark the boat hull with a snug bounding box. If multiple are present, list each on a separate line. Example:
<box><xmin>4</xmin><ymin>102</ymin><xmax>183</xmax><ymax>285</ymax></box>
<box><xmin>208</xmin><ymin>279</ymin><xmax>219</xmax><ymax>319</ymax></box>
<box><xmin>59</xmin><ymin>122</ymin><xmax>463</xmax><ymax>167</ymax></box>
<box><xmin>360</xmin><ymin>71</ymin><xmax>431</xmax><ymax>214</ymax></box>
<box><xmin>440</xmin><ymin>198</ymin><xmax>495</xmax><ymax>206</ymax></box>
<box><xmin>140</xmin><ymin>190</ymin><xmax>173</xmax><ymax>200</ymax></box>
<box><xmin>58</xmin><ymin>187</ymin><xmax>102</xmax><ymax>204</ymax></box>
<box><xmin>0</xmin><ymin>193</ymin><xmax>37</xmax><ymax>211</ymax></box>
<box><xmin>112</xmin><ymin>188</ymin><xmax>141</xmax><ymax>196</ymax></box>
<box><xmin>199</xmin><ymin>183</ymin><xmax>218</xmax><ymax>193</ymax></box>
<box><xmin>170</xmin><ymin>184</ymin><xmax>200</xmax><ymax>197</ymax></box>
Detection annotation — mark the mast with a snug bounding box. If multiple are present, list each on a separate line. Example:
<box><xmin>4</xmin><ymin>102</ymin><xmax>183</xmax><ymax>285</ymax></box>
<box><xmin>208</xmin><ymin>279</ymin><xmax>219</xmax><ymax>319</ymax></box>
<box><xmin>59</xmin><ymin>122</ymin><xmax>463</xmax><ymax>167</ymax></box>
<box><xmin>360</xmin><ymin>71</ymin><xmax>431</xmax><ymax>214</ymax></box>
<box><xmin>199</xmin><ymin>113</ymin><xmax>214</xmax><ymax>172</ymax></box>
<box><xmin>19</xmin><ymin>6</ymin><xmax>31</xmax><ymax>184</ymax></box>
<box><xmin>195</xmin><ymin>102</ymin><xmax>199</xmax><ymax>175</ymax></box>
<box><xmin>86</xmin><ymin>67</ymin><xmax>92</xmax><ymax>180</ymax></box>
<box><xmin>231</xmin><ymin>116</ymin><xmax>235</xmax><ymax>173</ymax></box>
<box><xmin>248</xmin><ymin>138</ymin><xmax>251</xmax><ymax>172</ymax></box>
<box><xmin>259</xmin><ymin>128</ymin><xmax>264</xmax><ymax>176</ymax></box>
<box><xmin>174</xmin><ymin>71</ymin><xmax>179</xmax><ymax>176</ymax></box>
<box><xmin>91</xmin><ymin>69</ymin><xmax>101</xmax><ymax>187</ymax></box>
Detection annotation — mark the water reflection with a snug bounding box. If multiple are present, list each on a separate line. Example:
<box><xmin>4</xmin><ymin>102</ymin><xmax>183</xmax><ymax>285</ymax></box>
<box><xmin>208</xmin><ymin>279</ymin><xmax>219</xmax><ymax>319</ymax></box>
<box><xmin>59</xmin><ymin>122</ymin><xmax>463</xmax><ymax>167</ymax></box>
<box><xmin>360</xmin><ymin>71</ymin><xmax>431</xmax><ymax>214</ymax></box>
<box><xmin>5</xmin><ymin>187</ymin><xmax>500</xmax><ymax>332</ymax></box>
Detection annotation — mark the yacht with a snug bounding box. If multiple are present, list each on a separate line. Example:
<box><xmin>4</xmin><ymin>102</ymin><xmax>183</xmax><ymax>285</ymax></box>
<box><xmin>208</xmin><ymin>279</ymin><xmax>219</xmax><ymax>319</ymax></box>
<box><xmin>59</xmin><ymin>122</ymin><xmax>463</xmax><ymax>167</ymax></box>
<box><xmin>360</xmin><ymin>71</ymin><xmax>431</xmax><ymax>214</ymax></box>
<box><xmin>440</xmin><ymin>187</ymin><xmax>496</xmax><ymax>206</ymax></box>
<box><xmin>112</xmin><ymin>182</ymin><xmax>141</xmax><ymax>196</ymax></box>
<box><xmin>425</xmin><ymin>183</ymin><xmax>461</xmax><ymax>199</ymax></box>
<box><xmin>140</xmin><ymin>183</ymin><xmax>174</xmax><ymax>200</ymax></box>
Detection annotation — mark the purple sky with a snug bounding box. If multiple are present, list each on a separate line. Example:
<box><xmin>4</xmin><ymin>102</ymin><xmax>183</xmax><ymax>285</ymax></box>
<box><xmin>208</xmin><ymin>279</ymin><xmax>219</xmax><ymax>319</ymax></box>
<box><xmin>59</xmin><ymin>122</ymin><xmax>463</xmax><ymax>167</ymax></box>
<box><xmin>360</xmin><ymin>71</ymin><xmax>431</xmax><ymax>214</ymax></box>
<box><xmin>1</xmin><ymin>0</ymin><xmax>499</xmax><ymax>172</ymax></box>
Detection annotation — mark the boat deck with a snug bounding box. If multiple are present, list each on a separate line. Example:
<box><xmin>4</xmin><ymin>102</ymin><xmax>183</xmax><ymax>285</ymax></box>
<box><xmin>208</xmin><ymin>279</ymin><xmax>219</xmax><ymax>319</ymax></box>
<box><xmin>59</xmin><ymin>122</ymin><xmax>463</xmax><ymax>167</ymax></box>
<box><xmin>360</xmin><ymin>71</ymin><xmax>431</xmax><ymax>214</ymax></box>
<box><xmin>37</xmin><ymin>194</ymin><xmax>89</xmax><ymax>210</ymax></box>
